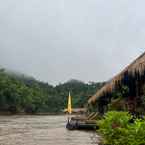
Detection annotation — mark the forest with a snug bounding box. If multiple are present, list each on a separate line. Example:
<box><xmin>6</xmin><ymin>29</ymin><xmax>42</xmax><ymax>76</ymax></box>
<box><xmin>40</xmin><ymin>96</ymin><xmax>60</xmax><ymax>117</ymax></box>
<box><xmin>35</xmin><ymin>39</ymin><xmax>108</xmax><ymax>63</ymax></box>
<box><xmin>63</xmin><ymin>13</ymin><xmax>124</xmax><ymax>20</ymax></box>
<box><xmin>0</xmin><ymin>68</ymin><xmax>104</xmax><ymax>114</ymax></box>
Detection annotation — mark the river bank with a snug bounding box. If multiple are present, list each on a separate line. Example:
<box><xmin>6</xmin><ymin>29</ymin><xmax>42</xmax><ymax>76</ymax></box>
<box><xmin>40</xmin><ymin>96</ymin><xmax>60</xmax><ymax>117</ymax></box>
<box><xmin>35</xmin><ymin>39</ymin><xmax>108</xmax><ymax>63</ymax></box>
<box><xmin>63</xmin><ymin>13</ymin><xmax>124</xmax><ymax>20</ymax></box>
<box><xmin>0</xmin><ymin>111</ymin><xmax>65</xmax><ymax>116</ymax></box>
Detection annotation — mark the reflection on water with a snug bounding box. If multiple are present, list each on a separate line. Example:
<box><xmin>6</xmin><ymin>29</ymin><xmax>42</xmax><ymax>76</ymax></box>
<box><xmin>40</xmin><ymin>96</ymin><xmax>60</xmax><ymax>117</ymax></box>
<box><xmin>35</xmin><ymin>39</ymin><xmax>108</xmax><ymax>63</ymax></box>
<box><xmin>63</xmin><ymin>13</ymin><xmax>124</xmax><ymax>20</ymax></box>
<box><xmin>0</xmin><ymin>115</ymin><xmax>100</xmax><ymax>145</ymax></box>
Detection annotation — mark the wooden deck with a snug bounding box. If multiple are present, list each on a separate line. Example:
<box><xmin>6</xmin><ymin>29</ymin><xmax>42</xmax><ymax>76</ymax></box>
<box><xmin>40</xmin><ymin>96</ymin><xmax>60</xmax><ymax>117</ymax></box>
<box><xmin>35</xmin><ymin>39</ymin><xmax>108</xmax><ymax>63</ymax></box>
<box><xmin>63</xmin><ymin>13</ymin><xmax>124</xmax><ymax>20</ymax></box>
<box><xmin>66</xmin><ymin>113</ymin><xmax>98</xmax><ymax>130</ymax></box>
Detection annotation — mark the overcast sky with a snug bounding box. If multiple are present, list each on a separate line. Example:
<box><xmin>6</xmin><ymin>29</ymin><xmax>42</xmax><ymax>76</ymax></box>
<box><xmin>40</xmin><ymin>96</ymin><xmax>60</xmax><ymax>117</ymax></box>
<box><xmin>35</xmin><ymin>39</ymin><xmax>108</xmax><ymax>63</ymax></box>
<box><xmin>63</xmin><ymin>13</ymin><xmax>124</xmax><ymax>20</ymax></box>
<box><xmin>0</xmin><ymin>0</ymin><xmax>145</xmax><ymax>85</ymax></box>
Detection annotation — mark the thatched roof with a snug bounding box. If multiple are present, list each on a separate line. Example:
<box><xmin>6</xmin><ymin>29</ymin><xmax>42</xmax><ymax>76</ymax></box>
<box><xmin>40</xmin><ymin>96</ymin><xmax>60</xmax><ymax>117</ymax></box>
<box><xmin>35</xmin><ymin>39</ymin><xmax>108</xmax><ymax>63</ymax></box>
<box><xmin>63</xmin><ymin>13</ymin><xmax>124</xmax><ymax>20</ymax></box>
<box><xmin>88</xmin><ymin>52</ymin><xmax>145</xmax><ymax>104</ymax></box>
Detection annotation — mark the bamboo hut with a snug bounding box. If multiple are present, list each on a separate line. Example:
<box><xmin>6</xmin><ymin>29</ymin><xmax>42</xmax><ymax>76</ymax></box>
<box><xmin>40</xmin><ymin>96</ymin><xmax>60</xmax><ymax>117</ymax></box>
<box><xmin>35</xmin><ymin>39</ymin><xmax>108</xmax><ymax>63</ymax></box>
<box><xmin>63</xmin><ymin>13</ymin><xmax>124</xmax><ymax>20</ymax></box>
<box><xmin>88</xmin><ymin>52</ymin><xmax>145</xmax><ymax>115</ymax></box>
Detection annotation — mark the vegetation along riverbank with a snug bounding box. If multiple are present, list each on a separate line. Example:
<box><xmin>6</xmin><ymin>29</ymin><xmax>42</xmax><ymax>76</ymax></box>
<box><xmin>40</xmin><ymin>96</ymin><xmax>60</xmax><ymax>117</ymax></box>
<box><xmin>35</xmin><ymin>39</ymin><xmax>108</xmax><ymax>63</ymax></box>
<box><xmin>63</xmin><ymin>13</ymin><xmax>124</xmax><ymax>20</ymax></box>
<box><xmin>87</xmin><ymin>52</ymin><xmax>145</xmax><ymax>145</ymax></box>
<box><xmin>0</xmin><ymin>68</ymin><xmax>104</xmax><ymax>114</ymax></box>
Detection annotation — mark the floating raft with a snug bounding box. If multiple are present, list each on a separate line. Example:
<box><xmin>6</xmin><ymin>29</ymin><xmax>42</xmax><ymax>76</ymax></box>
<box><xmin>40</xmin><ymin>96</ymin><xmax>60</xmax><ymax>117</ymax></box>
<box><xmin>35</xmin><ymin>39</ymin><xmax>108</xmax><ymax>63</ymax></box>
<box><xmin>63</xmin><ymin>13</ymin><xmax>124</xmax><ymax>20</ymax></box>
<box><xmin>66</xmin><ymin>116</ymin><xmax>97</xmax><ymax>130</ymax></box>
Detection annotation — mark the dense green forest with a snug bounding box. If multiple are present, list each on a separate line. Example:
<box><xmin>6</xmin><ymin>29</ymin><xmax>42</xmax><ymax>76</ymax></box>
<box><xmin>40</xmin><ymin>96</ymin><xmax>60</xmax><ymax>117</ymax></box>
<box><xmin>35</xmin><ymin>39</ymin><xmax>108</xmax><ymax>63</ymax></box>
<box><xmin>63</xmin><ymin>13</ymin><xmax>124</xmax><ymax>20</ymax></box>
<box><xmin>0</xmin><ymin>69</ymin><xmax>104</xmax><ymax>114</ymax></box>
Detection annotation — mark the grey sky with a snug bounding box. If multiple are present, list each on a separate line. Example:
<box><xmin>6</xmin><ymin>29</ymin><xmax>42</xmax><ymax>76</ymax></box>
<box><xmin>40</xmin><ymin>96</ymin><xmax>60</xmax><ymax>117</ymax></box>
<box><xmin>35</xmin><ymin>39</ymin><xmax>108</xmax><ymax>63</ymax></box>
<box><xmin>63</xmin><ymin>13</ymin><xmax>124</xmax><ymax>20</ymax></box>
<box><xmin>0</xmin><ymin>0</ymin><xmax>145</xmax><ymax>85</ymax></box>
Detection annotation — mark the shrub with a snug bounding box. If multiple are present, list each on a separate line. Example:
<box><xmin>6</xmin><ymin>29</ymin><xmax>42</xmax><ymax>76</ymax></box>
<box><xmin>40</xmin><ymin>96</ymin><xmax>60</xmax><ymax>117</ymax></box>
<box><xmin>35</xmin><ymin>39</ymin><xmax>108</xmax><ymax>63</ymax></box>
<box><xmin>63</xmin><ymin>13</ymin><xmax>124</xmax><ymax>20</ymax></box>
<box><xmin>97</xmin><ymin>111</ymin><xmax>145</xmax><ymax>145</ymax></box>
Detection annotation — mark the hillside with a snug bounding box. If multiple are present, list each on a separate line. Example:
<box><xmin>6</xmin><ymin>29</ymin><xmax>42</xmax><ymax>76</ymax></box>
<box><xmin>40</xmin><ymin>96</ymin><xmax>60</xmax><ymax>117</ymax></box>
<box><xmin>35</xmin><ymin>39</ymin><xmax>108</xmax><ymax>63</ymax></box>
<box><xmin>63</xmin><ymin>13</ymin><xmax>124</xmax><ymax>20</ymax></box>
<box><xmin>0</xmin><ymin>68</ymin><xmax>105</xmax><ymax>114</ymax></box>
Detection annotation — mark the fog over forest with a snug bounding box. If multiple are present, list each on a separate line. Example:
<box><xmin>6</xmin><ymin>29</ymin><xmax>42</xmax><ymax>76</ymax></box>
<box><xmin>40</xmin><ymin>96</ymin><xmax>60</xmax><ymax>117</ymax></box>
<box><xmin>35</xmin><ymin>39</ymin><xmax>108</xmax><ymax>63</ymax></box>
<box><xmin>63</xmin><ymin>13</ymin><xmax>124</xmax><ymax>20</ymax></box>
<box><xmin>0</xmin><ymin>0</ymin><xmax>144</xmax><ymax>84</ymax></box>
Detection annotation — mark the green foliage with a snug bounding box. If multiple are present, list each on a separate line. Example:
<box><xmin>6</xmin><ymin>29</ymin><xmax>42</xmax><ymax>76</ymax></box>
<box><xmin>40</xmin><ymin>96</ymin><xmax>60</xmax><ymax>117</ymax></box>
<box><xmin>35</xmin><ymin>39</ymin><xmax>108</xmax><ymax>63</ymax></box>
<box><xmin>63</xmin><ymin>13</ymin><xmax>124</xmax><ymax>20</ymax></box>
<box><xmin>98</xmin><ymin>111</ymin><xmax>145</xmax><ymax>145</ymax></box>
<box><xmin>107</xmin><ymin>85</ymin><xmax>129</xmax><ymax>112</ymax></box>
<box><xmin>0</xmin><ymin>69</ymin><xmax>104</xmax><ymax>114</ymax></box>
<box><xmin>112</xmin><ymin>85</ymin><xmax>129</xmax><ymax>99</ymax></box>
<box><xmin>55</xmin><ymin>80</ymin><xmax>104</xmax><ymax>109</ymax></box>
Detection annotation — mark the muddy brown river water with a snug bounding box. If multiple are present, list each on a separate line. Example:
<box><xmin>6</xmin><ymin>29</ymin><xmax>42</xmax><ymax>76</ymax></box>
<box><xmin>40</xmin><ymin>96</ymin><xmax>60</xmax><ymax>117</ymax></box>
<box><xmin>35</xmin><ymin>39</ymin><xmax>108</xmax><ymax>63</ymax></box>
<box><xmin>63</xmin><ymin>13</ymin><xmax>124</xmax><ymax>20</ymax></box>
<box><xmin>0</xmin><ymin>115</ymin><xmax>100</xmax><ymax>145</ymax></box>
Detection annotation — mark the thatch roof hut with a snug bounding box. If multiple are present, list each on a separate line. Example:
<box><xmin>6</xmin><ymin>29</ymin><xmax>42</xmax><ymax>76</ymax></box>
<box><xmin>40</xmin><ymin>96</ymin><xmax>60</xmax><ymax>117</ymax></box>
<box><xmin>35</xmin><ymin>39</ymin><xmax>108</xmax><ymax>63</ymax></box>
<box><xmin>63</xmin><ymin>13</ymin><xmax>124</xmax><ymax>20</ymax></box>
<box><xmin>88</xmin><ymin>52</ymin><xmax>145</xmax><ymax>105</ymax></box>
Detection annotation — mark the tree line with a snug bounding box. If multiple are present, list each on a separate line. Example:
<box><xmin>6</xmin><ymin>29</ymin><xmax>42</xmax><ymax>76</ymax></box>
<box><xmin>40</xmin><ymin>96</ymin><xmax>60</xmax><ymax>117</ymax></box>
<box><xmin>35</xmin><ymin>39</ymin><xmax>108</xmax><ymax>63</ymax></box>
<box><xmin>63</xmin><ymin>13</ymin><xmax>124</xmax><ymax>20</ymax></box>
<box><xmin>0</xmin><ymin>69</ymin><xmax>105</xmax><ymax>114</ymax></box>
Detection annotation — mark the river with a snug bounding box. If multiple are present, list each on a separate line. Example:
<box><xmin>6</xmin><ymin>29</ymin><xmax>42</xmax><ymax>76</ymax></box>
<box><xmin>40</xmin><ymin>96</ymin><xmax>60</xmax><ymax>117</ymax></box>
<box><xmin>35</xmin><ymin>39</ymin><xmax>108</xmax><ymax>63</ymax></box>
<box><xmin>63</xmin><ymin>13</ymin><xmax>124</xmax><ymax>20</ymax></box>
<box><xmin>0</xmin><ymin>115</ymin><xmax>100</xmax><ymax>145</ymax></box>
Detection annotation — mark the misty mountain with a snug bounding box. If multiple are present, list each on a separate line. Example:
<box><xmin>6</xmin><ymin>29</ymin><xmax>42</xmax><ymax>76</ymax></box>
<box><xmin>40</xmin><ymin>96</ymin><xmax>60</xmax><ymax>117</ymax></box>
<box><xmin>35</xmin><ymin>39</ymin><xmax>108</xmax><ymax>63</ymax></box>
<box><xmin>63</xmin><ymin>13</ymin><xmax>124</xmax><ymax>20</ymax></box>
<box><xmin>0</xmin><ymin>68</ymin><xmax>104</xmax><ymax>114</ymax></box>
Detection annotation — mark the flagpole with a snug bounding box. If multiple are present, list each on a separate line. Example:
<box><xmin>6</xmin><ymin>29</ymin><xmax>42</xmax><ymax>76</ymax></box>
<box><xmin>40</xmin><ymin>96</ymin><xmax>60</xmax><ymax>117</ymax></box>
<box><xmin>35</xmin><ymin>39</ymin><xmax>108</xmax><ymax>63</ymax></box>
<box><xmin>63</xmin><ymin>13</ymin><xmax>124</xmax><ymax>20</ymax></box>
<box><xmin>67</xmin><ymin>92</ymin><xmax>72</xmax><ymax>123</ymax></box>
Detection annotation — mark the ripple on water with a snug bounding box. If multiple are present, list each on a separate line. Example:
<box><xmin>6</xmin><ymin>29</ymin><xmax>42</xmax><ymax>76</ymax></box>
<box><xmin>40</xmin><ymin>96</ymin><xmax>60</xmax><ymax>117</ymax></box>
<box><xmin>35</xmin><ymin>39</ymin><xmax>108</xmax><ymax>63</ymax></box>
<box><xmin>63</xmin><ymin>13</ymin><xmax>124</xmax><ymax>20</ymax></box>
<box><xmin>0</xmin><ymin>115</ymin><xmax>100</xmax><ymax>145</ymax></box>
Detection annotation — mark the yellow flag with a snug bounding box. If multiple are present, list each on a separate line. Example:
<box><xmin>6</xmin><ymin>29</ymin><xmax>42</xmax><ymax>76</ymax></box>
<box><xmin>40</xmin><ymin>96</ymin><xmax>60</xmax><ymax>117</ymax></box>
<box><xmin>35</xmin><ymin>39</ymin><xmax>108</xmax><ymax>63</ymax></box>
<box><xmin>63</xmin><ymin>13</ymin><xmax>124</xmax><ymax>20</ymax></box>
<box><xmin>67</xmin><ymin>92</ymin><xmax>72</xmax><ymax>114</ymax></box>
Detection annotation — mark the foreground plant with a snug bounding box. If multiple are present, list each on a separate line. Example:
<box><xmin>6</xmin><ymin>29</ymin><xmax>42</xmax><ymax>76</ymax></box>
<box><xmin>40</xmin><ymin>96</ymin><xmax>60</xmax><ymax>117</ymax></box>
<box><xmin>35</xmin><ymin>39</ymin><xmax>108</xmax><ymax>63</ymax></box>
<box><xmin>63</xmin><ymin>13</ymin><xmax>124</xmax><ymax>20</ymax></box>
<box><xmin>97</xmin><ymin>111</ymin><xmax>145</xmax><ymax>145</ymax></box>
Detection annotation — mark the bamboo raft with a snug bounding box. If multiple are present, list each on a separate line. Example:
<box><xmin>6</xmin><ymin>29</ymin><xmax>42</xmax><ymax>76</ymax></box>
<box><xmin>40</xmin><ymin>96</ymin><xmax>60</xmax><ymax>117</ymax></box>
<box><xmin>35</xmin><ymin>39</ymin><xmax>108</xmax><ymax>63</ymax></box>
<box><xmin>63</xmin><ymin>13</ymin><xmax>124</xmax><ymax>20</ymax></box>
<box><xmin>66</xmin><ymin>113</ymin><xmax>98</xmax><ymax>130</ymax></box>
